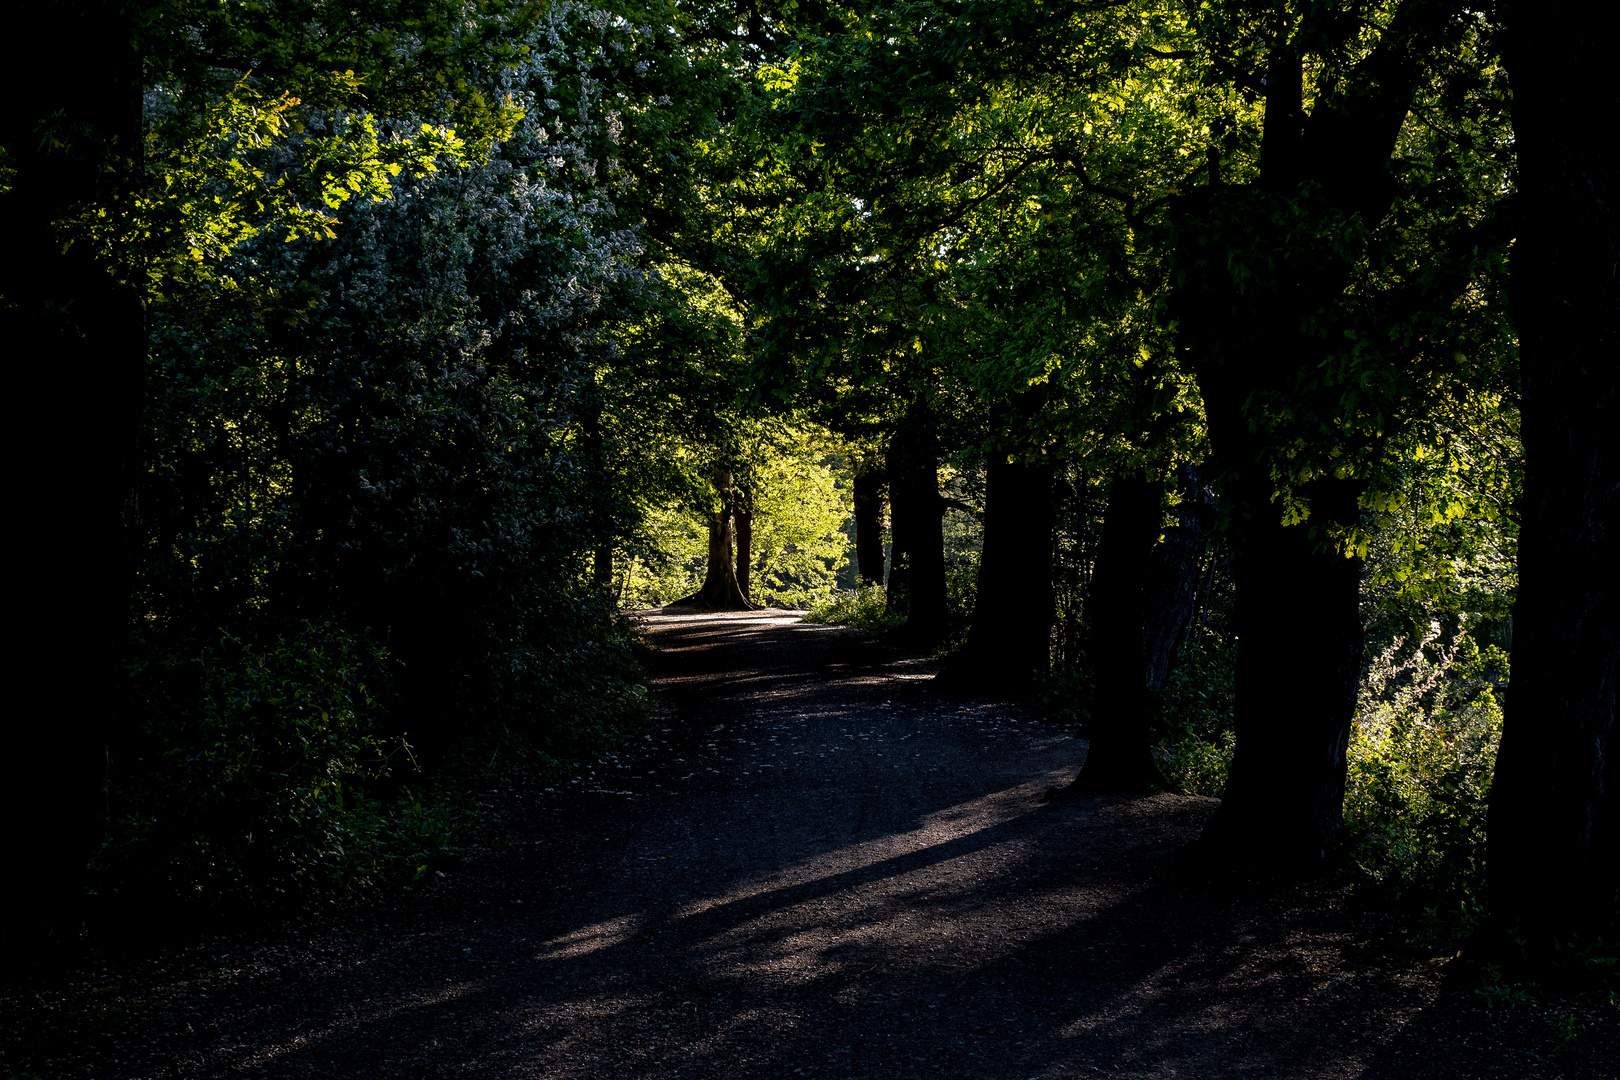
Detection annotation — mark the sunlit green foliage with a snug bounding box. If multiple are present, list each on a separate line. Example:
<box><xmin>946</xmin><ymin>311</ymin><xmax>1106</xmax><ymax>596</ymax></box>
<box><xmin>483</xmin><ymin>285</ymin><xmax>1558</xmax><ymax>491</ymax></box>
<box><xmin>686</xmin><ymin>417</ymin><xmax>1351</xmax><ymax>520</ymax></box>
<box><xmin>617</xmin><ymin>420</ymin><xmax>854</xmax><ymax>609</ymax></box>
<box><xmin>1346</xmin><ymin>621</ymin><xmax>1507</xmax><ymax>905</ymax></box>
<box><xmin>803</xmin><ymin>584</ymin><xmax>904</xmax><ymax>631</ymax></box>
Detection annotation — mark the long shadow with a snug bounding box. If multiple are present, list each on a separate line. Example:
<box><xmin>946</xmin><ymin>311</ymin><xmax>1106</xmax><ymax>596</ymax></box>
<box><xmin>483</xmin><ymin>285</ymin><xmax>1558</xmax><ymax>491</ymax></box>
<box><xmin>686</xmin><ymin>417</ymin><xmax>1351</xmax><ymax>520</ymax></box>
<box><xmin>180</xmin><ymin>792</ymin><xmax>1376</xmax><ymax>1079</ymax></box>
<box><xmin>19</xmin><ymin>612</ymin><xmax>1459</xmax><ymax>1079</ymax></box>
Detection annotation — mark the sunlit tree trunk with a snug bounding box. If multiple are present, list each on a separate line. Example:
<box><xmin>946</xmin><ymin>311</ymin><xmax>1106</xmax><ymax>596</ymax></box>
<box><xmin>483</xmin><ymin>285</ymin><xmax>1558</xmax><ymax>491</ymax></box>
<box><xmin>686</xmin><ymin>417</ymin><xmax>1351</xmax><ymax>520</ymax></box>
<box><xmin>734</xmin><ymin>484</ymin><xmax>754</xmax><ymax>604</ymax></box>
<box><xmin>1487</xmin><ymin>0</ymin><xmax>1619</xmax><ymax>947</ymax></box>
<box><xmin>669</xmin><ymin>467</ymin><xmax>753</xmax><ymax>611</ymax></box>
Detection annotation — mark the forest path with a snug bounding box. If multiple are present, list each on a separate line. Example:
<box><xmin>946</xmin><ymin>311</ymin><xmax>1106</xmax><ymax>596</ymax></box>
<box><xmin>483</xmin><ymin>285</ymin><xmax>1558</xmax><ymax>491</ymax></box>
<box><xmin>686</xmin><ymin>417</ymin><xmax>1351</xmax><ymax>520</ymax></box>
<box><xmin>9</xmin><ymin>613</ymin><xmax>1612</xmax><ymax>1079</ymax></box>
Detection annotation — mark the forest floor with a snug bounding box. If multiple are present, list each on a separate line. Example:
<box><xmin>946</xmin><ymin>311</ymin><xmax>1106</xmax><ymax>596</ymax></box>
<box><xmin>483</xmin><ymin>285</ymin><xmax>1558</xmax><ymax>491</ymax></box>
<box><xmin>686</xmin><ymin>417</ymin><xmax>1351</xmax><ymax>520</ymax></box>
<box><xmin>5</xmin><ymin>611</ymin><xmax>1616</xmax><ymax>1079</ymax></box>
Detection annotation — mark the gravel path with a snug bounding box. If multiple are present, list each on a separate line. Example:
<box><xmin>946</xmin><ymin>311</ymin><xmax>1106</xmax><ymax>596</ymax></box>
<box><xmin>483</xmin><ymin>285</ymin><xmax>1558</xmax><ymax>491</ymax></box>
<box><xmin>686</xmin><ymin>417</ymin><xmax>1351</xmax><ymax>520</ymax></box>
<box><xmin>5</xmin><ymin>611</ymin><xmax>1615</xmax><ymax>1078</ymax></box>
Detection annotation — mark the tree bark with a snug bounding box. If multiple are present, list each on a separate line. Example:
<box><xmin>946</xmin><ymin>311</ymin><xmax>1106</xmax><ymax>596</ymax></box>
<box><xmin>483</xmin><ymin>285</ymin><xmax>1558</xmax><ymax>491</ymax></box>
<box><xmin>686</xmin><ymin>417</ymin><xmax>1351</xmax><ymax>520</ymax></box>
<box><xmin>667</xmin><ymin>468</ymin><xmax>754</xmax><ymax>611</ymax></box>
<box><xmin>1171</xmin><ymin>3</ymin><xmax>1457</xmax><ymax>863</ymax></box>
<box><xmin>852</xmin><ymin>468</ymin><xmax>888</xmax><ymax>587</ymax></box>
<box><xmin>957</xmin><ymin>453</ymin><xmax>1054</xmax><ymax>690</ymax></box>
<box><xmin>886</xmin><ymin>411</ymin><xmax>947</xmax><ymax>644</ymax></box>
<box><xmin>1199</xmin><ymin>479</ymin><xmax>1364</xmax><ymax>858</ymax></box>
<box><xmin>2</xmin><ymin>0</ymin><xmax>145</xmax><ymax>966</ymax></box>
<box><xmin>1486</xmin><ymin>0</ymin><xmax>1619</xmax><ymax>947</ymax></box>
<box><xmin>1071</xmin><ymin>474</ymin><xmax>1169</xmax><ymax>792</ymax></box>
<box><xmin>735</xmin><ymin>484</ymin><xmax>754</xmax><ymax>604</ymax></box>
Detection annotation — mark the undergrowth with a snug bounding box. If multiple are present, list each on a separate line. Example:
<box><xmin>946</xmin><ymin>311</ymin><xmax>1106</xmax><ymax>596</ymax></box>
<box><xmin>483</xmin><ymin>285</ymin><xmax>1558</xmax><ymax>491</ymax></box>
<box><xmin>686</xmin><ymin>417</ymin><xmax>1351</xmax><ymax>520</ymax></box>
<box><xmin>94</xmin><ymin>614</ymin><xmax>646</xmax><ymax>942</ymax></box>
<box><xmin>802</xmin><ymin>584</ymin><xmax>903</xmax><ymax>631</ymax></box>
<box><xmin>803</xmin><ymin>565</ymin><xmax>979</xmax><ymax>654</ymax></box>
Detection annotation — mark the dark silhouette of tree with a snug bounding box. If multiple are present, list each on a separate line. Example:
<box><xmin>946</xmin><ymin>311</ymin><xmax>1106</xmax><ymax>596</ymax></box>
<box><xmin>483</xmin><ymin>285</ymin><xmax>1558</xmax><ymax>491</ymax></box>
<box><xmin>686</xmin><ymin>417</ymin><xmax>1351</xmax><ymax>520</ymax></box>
<box><xmin>1486</xmin><ymin>0</ymin><xmax>1619</xmax><ymax>950</ymax></box>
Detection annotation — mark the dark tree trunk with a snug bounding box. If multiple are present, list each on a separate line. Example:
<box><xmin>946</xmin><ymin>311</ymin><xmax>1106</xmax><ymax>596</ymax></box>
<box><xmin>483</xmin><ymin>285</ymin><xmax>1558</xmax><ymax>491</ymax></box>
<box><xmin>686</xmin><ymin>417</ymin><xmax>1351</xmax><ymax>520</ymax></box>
<box><xmin>1142</xmin><ymin>466</ymin><xmax>1216</xmax><ymax>690</ymax></box>
<box><xmin>1072</xmin><ymin>475</ymin><xmax>1168</xmax><ymax>792</ymax></box>
<box><xmin>2</xmin><ymin>0</ymin><xmax>145</xmax><ymax>966</ymax></box>
<box><xmin>1486</xmin><ymin>0</ymin><xmax>1619</xmax><ymax>947</ymax></box>
<box><xmin>1171</xmin><ymin>3</ymin><xmax>1454</xmax><ymax>863</ymax></box>
<box><xmin>1200</xmin><ymin>479</ymin><xmax>1364</xmax><ymax>858</ymax></box>
<box><xmin>853</xmin><ymin>468</ymin><xmax>888</xmax><ymax>586</ymax></box>
<box><xmin>735</xmin><ymin>485</ymin><xmax>754</xmax><ymax>604</ymax></box>
<box><xmin>886</xmin><ymin>413</ymin><xmax>947</xmax><ymax>644</ymax></box>
<box><xmin>958</xmin><ymin>454</ymin><xmax>1054</xmax><ymax>690</ymax></box>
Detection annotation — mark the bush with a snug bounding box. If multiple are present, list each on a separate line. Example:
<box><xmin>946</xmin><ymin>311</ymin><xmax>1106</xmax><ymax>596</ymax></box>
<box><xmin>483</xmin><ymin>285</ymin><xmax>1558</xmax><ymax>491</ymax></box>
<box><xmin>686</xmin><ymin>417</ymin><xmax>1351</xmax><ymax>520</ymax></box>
<box><xmin>97</xmin><ymin>622</ymin><xmax>454</xmax><ymax>924</ymax></box>
<box><xmin>802</xmin><ymin>584</ymin><xmax>903</xmax><ymax>631</ymax></box>
<box><xmin>1343</xmin><ymin>621</ymin><xmax>1507</xmax><ymax>909</ymax></box>
<box><xmin>1153</xmin><ymin>639</ymin><xmax>1237</xmax><ymax>795</ymax></box>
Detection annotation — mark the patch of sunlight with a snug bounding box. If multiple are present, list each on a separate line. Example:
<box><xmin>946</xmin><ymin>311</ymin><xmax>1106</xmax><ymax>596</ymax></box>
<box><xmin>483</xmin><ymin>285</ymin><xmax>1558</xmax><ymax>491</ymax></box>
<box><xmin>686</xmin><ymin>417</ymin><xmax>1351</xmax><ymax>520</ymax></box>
<box><xmin>674</xmin><ymin>770</ymin><xmax>1071</xmax><ymax>920</ymax></box>
<box><xmin>534</xmin><ymin>913</ymin><xmax>646</xmax><ymax>960</ymax></box>
<box><xmin>226</xmin><ymin>981</ymin><xmax>480</xmax><ymax>1069</ymax></box>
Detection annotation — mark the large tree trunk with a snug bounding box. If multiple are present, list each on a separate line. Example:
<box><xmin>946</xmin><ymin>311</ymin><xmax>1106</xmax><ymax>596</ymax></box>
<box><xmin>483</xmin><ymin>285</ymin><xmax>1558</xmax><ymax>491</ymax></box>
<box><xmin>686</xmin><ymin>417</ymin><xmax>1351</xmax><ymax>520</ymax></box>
<box><xmin>852</xmin><ymin>467</ymin><xmax>888</xmax><ymax>586</ymax></box>
<box><xmin>2</xmin><ymin>0</ymin><xmax>145</xmax><ymax>966</ymax></box>
<box><xmin>1486</xmin><ymin>0</ymin><xmax>1619</xmax><ymax>947</ymax></box>
<box><xmin>958</xmin><ymin>454</ymin><xmax>1054</xmax><ymax>690</ymax></box>
<box><xmin>667</xmin><ymin>468</ymin><xmax>754</xmax><ymax>611</ymax></box>
<box><xmin>886</xmin><ymin>413</ymin><xmax>947</xmax><ymax>644</ymax></box>
<box><xmin>1172</xmin><ymin>4</ymin><xmax>1452</xmax><ymax>863</ymax></box>
<box><xmin>1200</xmin><ymin>479</ymin><xmax>1364</xmax><ymax>858</ymax></box>
<box><xmin>1071</xmin><ymin>475</ymin><xmax>1168</xmax><ymax>792</ymax></box>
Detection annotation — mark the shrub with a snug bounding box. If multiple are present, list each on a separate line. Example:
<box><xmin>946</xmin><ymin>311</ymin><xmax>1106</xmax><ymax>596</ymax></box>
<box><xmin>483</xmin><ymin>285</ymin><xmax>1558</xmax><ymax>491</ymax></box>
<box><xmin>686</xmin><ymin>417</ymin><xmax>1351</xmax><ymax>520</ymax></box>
<box><xmin>1343</xmin><ymin>621</ymin><xmax>1507</xmax><ymax>908</ymax></box>
<box><xmin>1154</xmin><ymin>639</ymin><xmax>1237</xmax><ymax>796</ymax></box>
<box><xmin>802</xmin><ymin>584</ymin><xmax>902</xmax><ymax>631</ymax></box>
<box><xmin>1159</xmin><ymin>729</ymin><xmax>1236</xmax><ymax>797</ymax></box>
<box><xmin>97</xmin><ymin>622</ymin><xmax>443</xmax><ymax>923</ymax></box>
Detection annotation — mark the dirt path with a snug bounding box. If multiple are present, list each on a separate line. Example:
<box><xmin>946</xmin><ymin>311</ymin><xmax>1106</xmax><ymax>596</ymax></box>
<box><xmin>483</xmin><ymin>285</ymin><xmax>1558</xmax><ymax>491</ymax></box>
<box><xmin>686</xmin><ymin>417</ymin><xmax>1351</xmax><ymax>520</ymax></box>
<box><xmin>5</xmin><ymin>612</ymin><xmax>1615</xmax><ymax>1078</ymax></box>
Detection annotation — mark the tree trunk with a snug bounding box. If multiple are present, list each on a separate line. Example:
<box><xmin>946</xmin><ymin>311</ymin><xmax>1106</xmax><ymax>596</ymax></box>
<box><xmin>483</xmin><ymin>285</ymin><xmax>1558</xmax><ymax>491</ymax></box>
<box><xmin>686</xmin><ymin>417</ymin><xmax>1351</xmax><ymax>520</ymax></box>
<box><xmin>1200</xmin><ymin>478</ymin><xmax>1363</xmax><ymax>859</ymax></box>
<box><xmin>1071</xmin><ymin>474</ymin><xmax>1169</xmax><ymax>792</ymax></box>
<box><xmin>2</xmin><ymin>0</ymin><xmax>145</xmax><ymax>966</ymax></box>
<box><xmin>1142</xmin><ymin>466</ymin><xmax>1216</xmax><ymax>690</ymax></box>
<box><xmin>735</xmin><ymin>485</ymin><xmax>754</xmax><ymax>604</ymax></box>
<box><xmin>668</xmin><ymin>468</ymin><xmax>754</xmax><ymax>611</ymax></box>
<box><xmin>853</xmin><ymin>468</ymin><xmax>888</xmax><ymax>586</ymax></box>
<box><xmin>1486</xmin><ymin>0</ymin><xmax>1619</xmax><ymax>947</ymax></box>
<box><xmin>1170</xmin><ymin>4</ymin><xmax>1451</xmax><ymax>862</ymax></box>
<box><xmin>886</xmin><ymin>412</ymin><xmax>947</xmax><ymax>644</ymax></box>
<box><xmin>957</xmin><ymin>453</ymin><xmax>1054</xmax><ymax>690</ymax></box>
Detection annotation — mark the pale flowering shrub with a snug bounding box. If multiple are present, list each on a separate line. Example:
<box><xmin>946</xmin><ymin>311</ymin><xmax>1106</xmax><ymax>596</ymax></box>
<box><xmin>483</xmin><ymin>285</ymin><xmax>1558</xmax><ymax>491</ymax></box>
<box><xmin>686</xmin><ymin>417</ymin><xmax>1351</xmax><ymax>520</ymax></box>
<box><xmin>1344</xmin><ymin>618</ymin><xmax>1507</xmax><ymax>907</ymax></box>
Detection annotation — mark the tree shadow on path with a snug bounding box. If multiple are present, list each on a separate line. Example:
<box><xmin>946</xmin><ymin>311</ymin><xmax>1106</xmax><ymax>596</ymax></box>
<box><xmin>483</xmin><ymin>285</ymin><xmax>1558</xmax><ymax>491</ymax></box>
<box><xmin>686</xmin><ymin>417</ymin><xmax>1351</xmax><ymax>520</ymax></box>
<box><xmin>6</xmin><ymin>613</ymin><xmax>1614</xmax><ymax>1079</ymax></box>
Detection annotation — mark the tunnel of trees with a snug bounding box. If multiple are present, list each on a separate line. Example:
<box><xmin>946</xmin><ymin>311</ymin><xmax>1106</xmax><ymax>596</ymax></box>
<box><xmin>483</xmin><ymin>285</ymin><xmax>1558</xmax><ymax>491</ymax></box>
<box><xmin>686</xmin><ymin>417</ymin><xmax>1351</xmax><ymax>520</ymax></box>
<box><xmin>3</xmin><ymin>0</ymin><xmax>1612</xmax><ymax>974</ymax></box>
